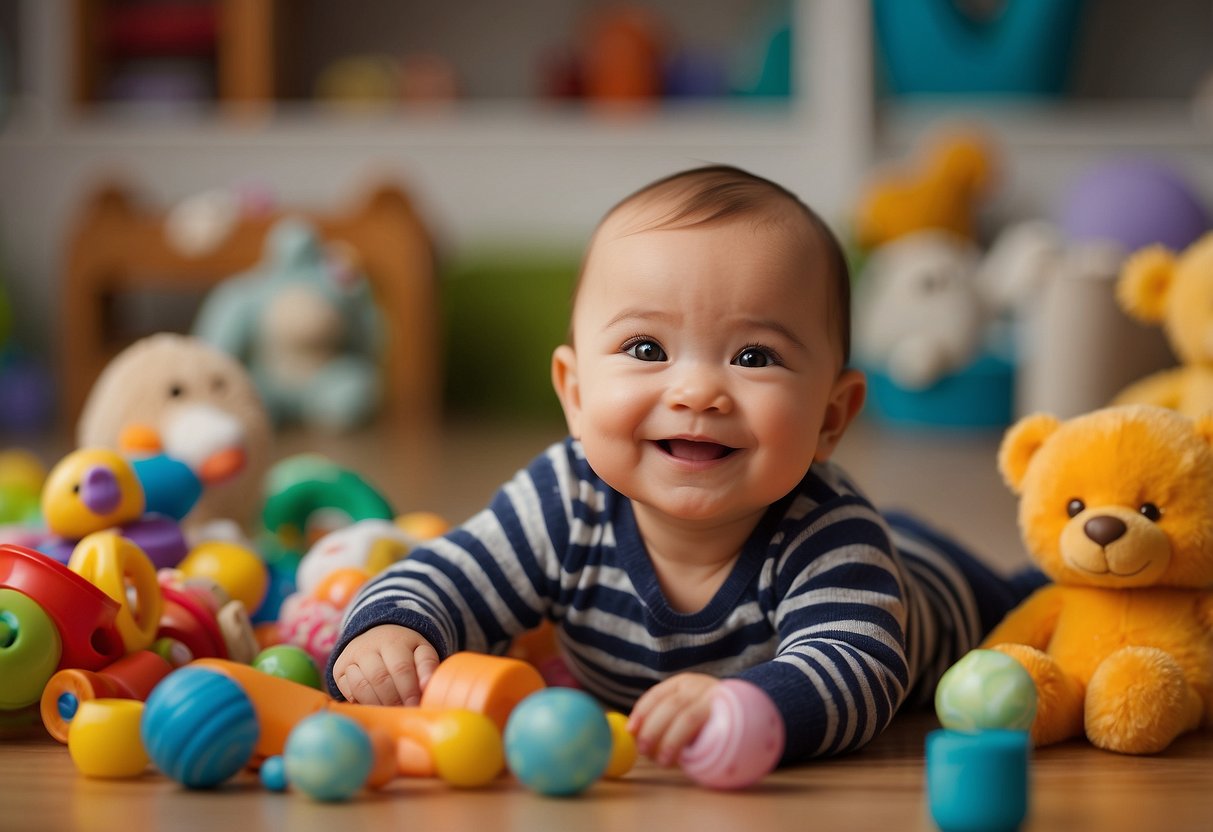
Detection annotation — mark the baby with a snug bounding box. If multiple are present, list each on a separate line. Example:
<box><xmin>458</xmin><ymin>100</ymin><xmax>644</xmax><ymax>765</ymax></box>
<box><xmin>328</xmin><ymin>165</ymin><xmax>1034</xmax><ymax>766</ymax></box>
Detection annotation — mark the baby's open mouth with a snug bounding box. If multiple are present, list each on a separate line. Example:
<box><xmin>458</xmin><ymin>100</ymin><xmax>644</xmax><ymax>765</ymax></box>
<box><xmin>658</xmin><ymin>438</ymin><xmax>737</xmax><ymax>461</ymax></box>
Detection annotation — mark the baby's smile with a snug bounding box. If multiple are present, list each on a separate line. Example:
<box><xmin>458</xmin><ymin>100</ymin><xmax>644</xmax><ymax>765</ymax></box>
<box><xmin>656</xmin><ymin>438</ymin><xmax>738</xmax><ymax>462</ymax></box>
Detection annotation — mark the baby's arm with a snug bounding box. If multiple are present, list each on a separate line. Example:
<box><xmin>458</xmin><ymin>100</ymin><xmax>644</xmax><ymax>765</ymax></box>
<box><xmin>627</xmin><ymin>673</ymin><xmax>719</xmax><ymax>766</ymax></box>
<box><xmin>331</xmin><ymin>624</ymin><xmax>441</xmax><ymax>706</ymax></box>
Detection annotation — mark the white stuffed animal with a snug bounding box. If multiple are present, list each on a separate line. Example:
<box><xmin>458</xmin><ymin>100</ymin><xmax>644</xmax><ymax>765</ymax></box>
<box><xmin>853</xmin><ymin>230</ymin><xmax>986</xmax><ymax>389</ymax></box>
<box><xmin>77</xmin><ymin>333</ymin><xmax>274</xmax><ymax>537</ymax></box>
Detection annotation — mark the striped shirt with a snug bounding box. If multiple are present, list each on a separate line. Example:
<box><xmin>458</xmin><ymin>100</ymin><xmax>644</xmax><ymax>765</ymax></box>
<box><xmin>330</xmin><ymin>438</ymin><xmax>994</xmax><ymax>764</ymax></box>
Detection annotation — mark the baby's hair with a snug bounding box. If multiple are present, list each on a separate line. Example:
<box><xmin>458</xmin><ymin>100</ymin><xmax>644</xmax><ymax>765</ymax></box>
<box><xmin>575</xmin><ymin>164</ymin><xmax>852</xmax><ymax>363</ymax></box>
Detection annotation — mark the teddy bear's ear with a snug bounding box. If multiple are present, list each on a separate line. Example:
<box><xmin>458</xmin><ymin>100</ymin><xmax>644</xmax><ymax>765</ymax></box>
<box><xmin>1115</xmin><ymin>245</ymin><xmax>1176</xmax><ymax>324</ymax></box>
<box><xmin>1193</xmin><ymin>413</ymin><xmax>1213</xmax><ymax>449</ymax></box>
<box><xmin>998</xmin><ymin>412</ymin><xmax>1061</xmax><ymax>493</ymax></box>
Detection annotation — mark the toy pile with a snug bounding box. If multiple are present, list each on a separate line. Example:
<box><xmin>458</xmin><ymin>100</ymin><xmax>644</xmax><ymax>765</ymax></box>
<box><xmin>0</xmin><ymin>332</ymin><xmax>787</xmax><ymax>800</ymax></box>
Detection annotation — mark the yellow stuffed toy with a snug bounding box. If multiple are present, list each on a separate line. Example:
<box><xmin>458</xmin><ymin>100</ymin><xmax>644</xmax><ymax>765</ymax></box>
<box><xmin>1113</xmin><ymin>231</ymin><xmax>1213</xmax><ymax>417</ymax></box>
<box><xmin>853</xmin><ymin>128</ymin><xmax>997</xmax><ymax>250</ymax></box>
<box><xmin>984</xmin><ymin>404</ymin><xmax>1213</xmax><ymax>754</ymax></box>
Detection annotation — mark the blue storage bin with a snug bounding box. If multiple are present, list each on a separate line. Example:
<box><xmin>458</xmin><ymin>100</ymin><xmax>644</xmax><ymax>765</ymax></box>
<box><xmin>873</xmin><ymin>0</ymin><xmax>1084</xmax><ymax>96</ymax></box>
<box><xmin>860</xmin><ymin>350</ymin><xmax>1015</xmax><ymax>430</ymax></box>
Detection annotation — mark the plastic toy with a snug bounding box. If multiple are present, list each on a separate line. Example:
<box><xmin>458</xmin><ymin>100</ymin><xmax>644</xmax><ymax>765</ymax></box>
<box><xmin>40</xmin><ymin>448</ymin><xmax>140</xmax><ymax>539</ymax></box>
<box><xmin>261</xmin><ymin>454</ymin><xmax>395</xmax><ymax>557</ymax></box>
<box><xmin>252</xmin><ymin>644</ymin><xmax>322</xmax><ymax>690</ymax></box>
<box><xmin>1112</xmin><ymin>233</ymin><xmax>1213</xmax><ymax>418</ymax></box>
<box><xmin>130</xmin><ymin>454</ymin><xmax>203</xmax><ymax>523</ymax></box>
<box><xmin>283</xmin><ymin>712</ymin><xmax>376</xmax><ymax>801</ymax></box>
<box><xmin>141</xmin><ymin>665</ymin><xmax>262</xmax><ymax>788</ymax></box>
<box><xmin>935</xmin><ymin>649</ymin><xmax>1037</xmax><ymax>734</ymax></box>
<box><xmin>67</xmin><ymin>531</ymin><xmax>164</xmax><ymax>653</ymax></box>
<box><xmin>925</xmin><ymin>729</ymin><xmax>1030</xmax><ymax>832</ymax></box>
<box><xmin>40</xmin><ymin>648</ymin><xmax>173</xmax><ymax>743</ymax></box>
<box><xmin>853</xmin><ymin>129</ymin><xmax>997</xmax><ymax>251</ymax></box>
<box><xmin>1057</xmin><ymin>158</ymin><xmax>1210</xmax><ymax>254</ymax></box>
<box><xmin>678</xmin><ymin>679</ymin><xmax>784</xmax><ymax>790</ymax></box>
<box><xmin>38</xmin><ymin>446</ymin><xmax>189</xmax><ymax>568</ymax></box>
<box><xmin>67</xmin><ymin>698</ymin><xmax>151</xmax><ymax>779</ymax></box>
<box><xmin>177</xmin><ymin>540</ymin><xmax>269</xmax><ymax>614</ymax></box>
<box><xmin>603</xmin><ymin>711</ymin><xmax>637</xmax><ymax>779</ymax></box>
<box><xmin>0</xmin><ymin>588</ymin><xmax>59</xmax><ymax>711</ymax></box>
<box><xmin>193</xmin><ymin>218</ymin><xmax>384</xmax><ymax>432</ymax></box>
<box><xmin>984</xmin><ymin>405</ymin><xmax>1213</xmax><ymax>753</ymax></box>
<box><xmin>77</xmin><ymin>332</ymin><xmax>274</xmax><ymax>536</ymax></box>
<box><xmin>0</xmin><ymin>544</ymin><xmax>126</xmax><ymax>720</ymax></box>
<box><xmin>311</xmin><ymin>566</ymin><xmax>372</xmax><ymax>609</ymax></box>
<box><xmin>156</xmin><ymin>569</ymin><xmax>259</xmax><ymax>664</ymax></box>
<box><xmin>873</xmin><ymin>0</ymin><xmax>1082</xmax><ymax>95</ymax></box>
<box><xmin>504</xmin><ymin>687</ymin><xmax>613</xmax><ymax>796</ymax></box>
<box><xmin>259</xmin><ymin>755</ymin><xmax>288</xmax><ymax>791</ymax></box>
<box><xmin>294</xmin><ymin>518</ymin><xmax>412</xmax><ymax>597</ymax></box>
<box><xmin>144</xmin><ymin>658</ymin><xmax>505</xmax><ymax>788</ymax></box>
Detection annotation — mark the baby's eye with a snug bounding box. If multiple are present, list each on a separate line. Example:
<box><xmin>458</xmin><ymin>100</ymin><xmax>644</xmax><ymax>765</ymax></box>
<box><xmin>733</xmin><ymin>346</ymin><xmax>779</xmax><ymax>368</ymax></box>
<box><xmin>168</xmin><ymin>383</ymin><xmax>186</xmax><ymax>398</ymax></box>
<box><xmin>623</xmin><ymin>339</ymin><xmax>667</xmax><ymax>362</ymax></box>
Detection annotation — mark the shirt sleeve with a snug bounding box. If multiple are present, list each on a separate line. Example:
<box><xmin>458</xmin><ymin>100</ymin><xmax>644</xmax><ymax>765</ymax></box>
<box><xmin>325</xmin><ymin>444</ymin><xmax>573</xmax><ymax>698</ymax></box>
<box><xmin>737</xmin><ymin>498</ymin><xmax>910</xmax><ymax>764</ymax></box>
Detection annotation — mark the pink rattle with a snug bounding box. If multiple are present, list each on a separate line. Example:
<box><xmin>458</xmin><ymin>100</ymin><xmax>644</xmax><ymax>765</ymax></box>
<box><xmin>678</xmin><ymin>679</ymin><xmax>785</xmax><ymax>789</ymax></box>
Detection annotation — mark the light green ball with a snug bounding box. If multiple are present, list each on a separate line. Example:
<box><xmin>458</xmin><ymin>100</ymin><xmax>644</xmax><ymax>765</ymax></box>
<box><xmin>935</xmin><ymin>649</ymin><xmax>1037</xmax><ymax>732</ymax></box>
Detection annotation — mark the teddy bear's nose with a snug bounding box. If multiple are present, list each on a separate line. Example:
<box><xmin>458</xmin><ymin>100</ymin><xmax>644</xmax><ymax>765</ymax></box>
<box><xmin>1084</xmin><ymin>515</ymin><xmax>1127</xmax><ymax>547</ymax></box>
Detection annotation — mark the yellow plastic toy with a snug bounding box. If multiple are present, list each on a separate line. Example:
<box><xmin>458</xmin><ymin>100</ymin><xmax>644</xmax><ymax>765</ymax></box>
<box><xmin>67</xmin><ymin>699</ymin><xmax>150</xmax><ymax>779</ymax></box>
<box><xmin>984</xmin><ymin>404</ymin><xmax>1213</xmax><ymax>754</ymax></box>
<box><xmin>177</xmin><ymin>540</ymin><xmax>269</xmax><ymax>614</ymax></box>
<box><xmin>68</xmin><ymin>531</ymin><xmax>163</xmax><ymax>653</ymax></box>
<box><xmin>41</xmin><ymin>449</ymin><xmax>144</xmax><ymax>540</ymax></box>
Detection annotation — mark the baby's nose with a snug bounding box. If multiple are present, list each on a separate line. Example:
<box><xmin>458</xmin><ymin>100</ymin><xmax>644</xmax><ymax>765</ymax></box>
<box><xmin>666</xmin><ymin>365</ymin><xmax>733</xmax><ymax>413</ymax></box>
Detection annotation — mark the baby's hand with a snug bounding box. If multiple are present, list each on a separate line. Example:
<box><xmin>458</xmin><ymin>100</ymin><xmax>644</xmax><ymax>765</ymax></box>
<box><xmin>627</xmin><ymin>673</ymin><xmax>720</xmax><ymax>766</ymax></box>
<box><xmin>332</xmin><ymin>624</ymin><xmax>440</xmax><ymax>706</ymax></box>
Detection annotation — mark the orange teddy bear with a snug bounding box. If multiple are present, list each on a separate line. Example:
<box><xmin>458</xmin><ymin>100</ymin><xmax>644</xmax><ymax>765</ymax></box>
<box><xmin>984</xmin><ymin>404</ymin><xmax>1213</xmax><ymax>754</ymax></box>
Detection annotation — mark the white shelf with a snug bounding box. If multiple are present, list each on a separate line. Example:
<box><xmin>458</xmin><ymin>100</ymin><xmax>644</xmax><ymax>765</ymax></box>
<box><xmin>879</xmin><ymin>98</ymin><xmax>1213</xmax><ymax>152</ymax></box>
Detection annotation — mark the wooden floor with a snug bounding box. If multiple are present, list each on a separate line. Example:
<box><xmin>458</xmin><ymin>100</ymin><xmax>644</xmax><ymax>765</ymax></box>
<box><xmin>3</xmin><ymin>711</ymin><xmax>1212</xmax><ymax>832</ymax></box>
<box><xmin>4</xmin><ymin>415</ymin><xmax>1212</xmax><ymax>830</ymax></box>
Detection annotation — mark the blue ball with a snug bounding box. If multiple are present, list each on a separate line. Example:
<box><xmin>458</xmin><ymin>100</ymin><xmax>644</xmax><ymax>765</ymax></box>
<box><xmin>260</xmin><ymin>755</ymin><xmax>288</xmax><ymax>792</ymax></box>
<box><xmin>283</xmin><ymin>712</ymin><xmax>373</xmax><ymax>802</ymax></box>
<box><xmin>141</xmin><ymin>667</ymin><xmax>259</xmax><ymax>789</ymax></box>
<box><xmin>503</xmin><ymin>688</ymin><xmax>612</xmax><ymax>796</ymax></box>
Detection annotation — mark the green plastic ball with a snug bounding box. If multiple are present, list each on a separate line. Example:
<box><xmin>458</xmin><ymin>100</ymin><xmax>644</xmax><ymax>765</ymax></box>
<box><xmin>935</xmin><ymin>649</ymin><xmax>1037</xmax><ymax>733</ymax></box>
<box><xmin>253</xmin><ymin>645</ymin><xmax>323</xmax><ymax>690</ymax></box>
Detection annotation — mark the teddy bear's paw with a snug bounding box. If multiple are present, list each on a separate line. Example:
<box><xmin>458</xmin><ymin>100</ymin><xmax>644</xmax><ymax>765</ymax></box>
<box><xmin>988</xmin><ymin>643</ymin><xmax>1083</xmax><ymax>746</ymax></box>
<box><xmin>1085</xmin><ymin>646</ymin><xmax>1199</xmax><ymax>754</ymax></box>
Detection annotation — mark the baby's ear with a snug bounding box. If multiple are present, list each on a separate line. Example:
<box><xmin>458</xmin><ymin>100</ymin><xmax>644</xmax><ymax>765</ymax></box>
<box><xmin>1116</xmin><ymin>245</ymin><xmax>1176</xmax><ymax>324</ymax></box>
<box><xmin>551</xmin><ymin>344</ymin><xmax>582</xmax><ymax>439</ymax></box>
<box><xmin>998</xmin><ymin>413</ymin><xmax>1060</xmax><ymax>494</ymax></box>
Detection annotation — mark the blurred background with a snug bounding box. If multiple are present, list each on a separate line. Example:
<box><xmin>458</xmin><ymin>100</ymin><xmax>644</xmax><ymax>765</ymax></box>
<box><xmin>0</xmin><ymin>0</ymin><xmax>1211</xmax><ymax>537</ymax></box>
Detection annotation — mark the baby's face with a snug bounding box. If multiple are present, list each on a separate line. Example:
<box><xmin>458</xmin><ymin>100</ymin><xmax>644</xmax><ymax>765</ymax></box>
<box><xmin>554</xmin><ymin>206</ymin><xmax>852</xmax><ymax>527</ymax></box>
